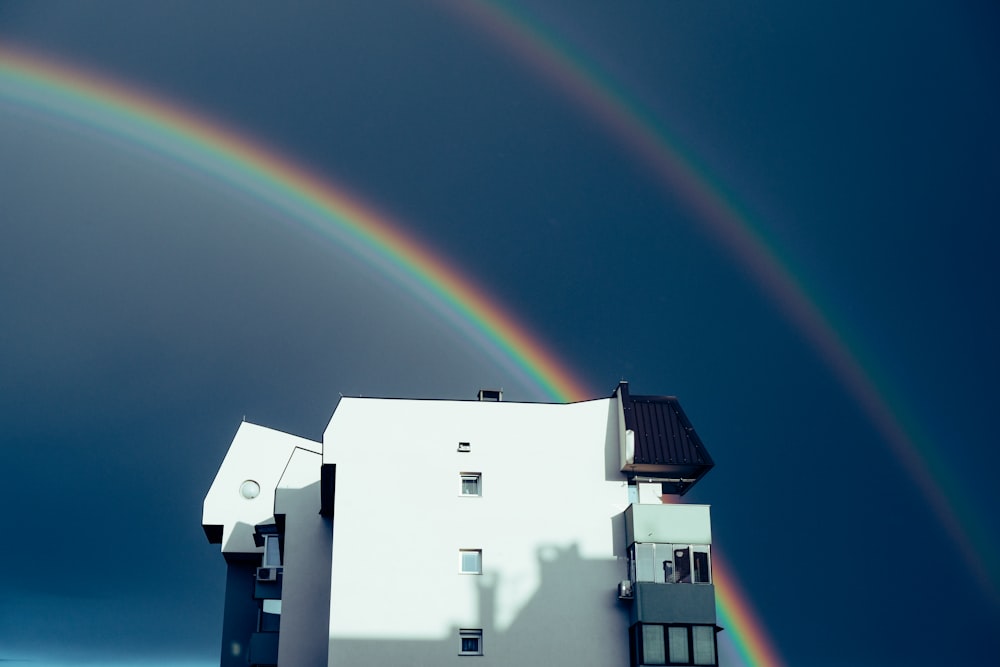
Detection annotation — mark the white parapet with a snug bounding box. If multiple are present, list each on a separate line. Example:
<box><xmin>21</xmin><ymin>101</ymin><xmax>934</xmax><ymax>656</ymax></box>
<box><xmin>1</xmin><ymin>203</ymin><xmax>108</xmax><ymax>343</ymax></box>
<box><xmin>625</xmin><ymin>503</ymin><xmax>712</xmax><ymax>546</ymax></box>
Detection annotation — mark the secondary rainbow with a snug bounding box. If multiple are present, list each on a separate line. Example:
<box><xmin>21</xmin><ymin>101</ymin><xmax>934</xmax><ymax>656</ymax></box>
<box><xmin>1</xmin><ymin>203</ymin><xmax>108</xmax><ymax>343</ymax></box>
<box><xmin>0</xmin><ymin>45</ymin><xmax>781</xmax><ymax>667</ymax></box>
<box><xmin>438</xmin><ymin>0</ymin><xmax>998</xmax><ymax>605</ymax></box>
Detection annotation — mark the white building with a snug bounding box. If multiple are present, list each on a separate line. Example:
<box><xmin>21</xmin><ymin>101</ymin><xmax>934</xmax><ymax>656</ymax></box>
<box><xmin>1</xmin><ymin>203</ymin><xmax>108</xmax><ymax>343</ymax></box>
<box><xmin>203</xmin><ymin>382</ymin><xmax>719</xmax><ymax>667</ymax></box>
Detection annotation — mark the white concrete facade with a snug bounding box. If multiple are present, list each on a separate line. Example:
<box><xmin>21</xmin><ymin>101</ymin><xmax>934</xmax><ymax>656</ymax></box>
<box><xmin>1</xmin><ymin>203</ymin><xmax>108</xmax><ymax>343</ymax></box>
<box><xmin>322</xmin><ymin>396</ymin><xmax>629</xmax><ymax>666</ymax></box>
<box><xmin>203</xmin><ymin>385</ymin><xmax>718</xmax><ymax>667</ymax></box>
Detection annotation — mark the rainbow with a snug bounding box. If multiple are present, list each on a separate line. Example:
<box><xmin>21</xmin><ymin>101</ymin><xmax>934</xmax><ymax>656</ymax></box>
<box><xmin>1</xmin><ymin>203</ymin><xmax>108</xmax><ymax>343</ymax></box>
<box><xmin>713</xmin><ymin>552</ymin><xmax>785</xmax><ymax>667</ymax></box>
<box><xmin>0</xmin><ymin>45</ymin><xmax>583</xmax><ymax>403</ymax></box>
<box><xmin>439</xmin><ymin>0</ymin><xmax>999</xmax><ymax>606</ymax></box>
<box><xmin>0</xmin><ymin>45</ymin><xmax>785</xmax><ymax>666</ymax></box>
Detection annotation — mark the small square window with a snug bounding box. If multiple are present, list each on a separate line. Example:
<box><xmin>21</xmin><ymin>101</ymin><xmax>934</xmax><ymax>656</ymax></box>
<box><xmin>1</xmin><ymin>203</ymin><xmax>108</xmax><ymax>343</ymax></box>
<box><xmin>460</xmin><ymin>549</ymin><xmax>482</xmax><ymax>574</ymax></box>
<box><xmin>461</xmin><ymin>473</ymin><xmax>482</xmax><ymax>496</ymax></box>
<box><xmin>459</xmin><ymin>629</ymin><xmax>483</xmax><ymax>655</ymax></box>
<box><xmin>457</xmin><ymin>441</ymin><xmax>471</xmax><ymax>452</ymax></box>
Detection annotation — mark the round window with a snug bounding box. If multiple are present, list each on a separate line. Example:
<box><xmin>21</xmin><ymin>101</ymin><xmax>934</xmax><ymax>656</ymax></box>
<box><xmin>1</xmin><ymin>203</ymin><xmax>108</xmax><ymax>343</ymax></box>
<box><xmin>239</xmin><ymin>480</ymin><xmax>261</xmax><ymax>499</ymax></box>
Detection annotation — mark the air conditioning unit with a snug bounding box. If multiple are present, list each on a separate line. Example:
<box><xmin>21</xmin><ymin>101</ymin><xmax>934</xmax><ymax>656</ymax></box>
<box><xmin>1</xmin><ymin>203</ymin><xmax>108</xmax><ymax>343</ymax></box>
<box><xmin>618</xmin><ymin>579</ymin><xmax>633</xmax><ymax>600</ymax></box>
<box><xmin>257</xmin><ymin>567</ymin><xmax>278</xmax><ymax>582</ymax></box>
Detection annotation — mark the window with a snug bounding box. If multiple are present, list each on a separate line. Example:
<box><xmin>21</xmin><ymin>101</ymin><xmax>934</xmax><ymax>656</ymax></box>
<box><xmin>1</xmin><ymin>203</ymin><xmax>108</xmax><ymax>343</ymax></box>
<box><xmin>457</xmin><ymin>441</ymin><xmax>471</xmax><ymax>452</ymax></box>
<box><xmin>460</xmin><ymin>549</ymin><xmax>482</xmax><ymax>574</ymax></box>
<box><xmin>263</xmin><ymin>534</ymin><xmax>281</xmax><ymax>567</ymax></box>
<box><xmin>634</xmin><ymin>542</ymin><xmax>657</xmax><ymax>582</ymax></box>
<box><xmin>693</xmin><ymin>550</ymin><xmax>710</xmax><ymax>584</ymax></box>
<box><xmin>460</xmin><ymin>473</ymin><xmax>482</xmax><ymax>496</ymax></box>
<box><xmin>668</xmin><ymin>626</ymin><xmax>689</xmax><ymax>664</ymax></box>
<box><xmin>642</xmin><ymin>624</ymin><xmax>665</xmax><ymax>664</ymax></box>
<box><xmin>692</xmin><ymin>626</ymin><xmax>716</xmax><ymax>665</ymax></box>
<box><xmin>459</xmin><ymin>629</ymin><xmax>483</xmax><ymax>655</ymax></box>
<box><xmin>628</xmin><ymin>543</ymin><xmax>711</xmax><ymax>584</ymax></box>
<box><xmin>630</xmin><ymin>624</ymin><xmax>717</xmax><ymax>667</ymax></box>
<box><xmin>673</xmin><ymin>547</ymin><xmax>691</xmax><ymax>583</ymax></box>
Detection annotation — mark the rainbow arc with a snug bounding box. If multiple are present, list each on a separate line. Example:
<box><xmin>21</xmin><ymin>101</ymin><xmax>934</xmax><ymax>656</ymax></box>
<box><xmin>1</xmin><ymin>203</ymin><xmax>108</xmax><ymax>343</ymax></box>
<box><xmin>439</xmin><ymin>0</ymin><xmax>998</xmax><ymax>611</ymax></box>
<box><xmin>2</xmin><ymin>45</ymin><xmax>782</xmax><ymax>666</ymax></box>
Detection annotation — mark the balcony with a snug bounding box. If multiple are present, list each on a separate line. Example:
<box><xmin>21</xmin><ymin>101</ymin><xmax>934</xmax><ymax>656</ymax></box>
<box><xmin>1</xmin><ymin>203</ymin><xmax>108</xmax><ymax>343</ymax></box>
<box><xmin>622</xmin><ymin>503</ymin><xmax>716</xmax><ymax>626</ymax></box>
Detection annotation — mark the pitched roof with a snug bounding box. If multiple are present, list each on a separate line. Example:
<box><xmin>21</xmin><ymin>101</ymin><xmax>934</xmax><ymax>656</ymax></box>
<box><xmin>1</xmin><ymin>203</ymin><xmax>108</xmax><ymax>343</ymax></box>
<box><xmin>616</xmin><ymin>381</ymin><xmax>714</xmax><ymax>494</ymax></box>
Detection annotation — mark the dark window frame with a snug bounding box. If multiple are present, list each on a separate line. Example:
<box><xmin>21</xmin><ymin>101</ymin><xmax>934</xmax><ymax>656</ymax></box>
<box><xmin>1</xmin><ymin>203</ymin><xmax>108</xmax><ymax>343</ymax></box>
<box><xmin>629</xmin><ymin>623</ymin><xmax>718</xmax><ymax>667</ymax></box>
<box><xmin>459</xmin><ymin>628</ymin><xmax>483</xmax><ymax>656</ymax></box>
<box><xmin>460</xmin><ymin>472</ymin><xmax>482</xmax><ymax>496</ymax></box>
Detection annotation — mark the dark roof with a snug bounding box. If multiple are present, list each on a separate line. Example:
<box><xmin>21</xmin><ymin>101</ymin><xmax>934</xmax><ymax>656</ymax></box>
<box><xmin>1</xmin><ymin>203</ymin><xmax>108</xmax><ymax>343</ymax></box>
<box><xmin>616</xmin><ymin>381</ymin><xmax>714</xmax><ymax>494</ymax></box>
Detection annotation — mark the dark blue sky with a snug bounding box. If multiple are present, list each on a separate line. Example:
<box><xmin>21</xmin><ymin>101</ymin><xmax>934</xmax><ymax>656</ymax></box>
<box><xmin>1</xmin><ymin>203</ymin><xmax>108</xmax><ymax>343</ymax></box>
<box><xmin>2</xmin><ymin>2</ymin><xmax>998</xmax><ymax>666</ymax></box>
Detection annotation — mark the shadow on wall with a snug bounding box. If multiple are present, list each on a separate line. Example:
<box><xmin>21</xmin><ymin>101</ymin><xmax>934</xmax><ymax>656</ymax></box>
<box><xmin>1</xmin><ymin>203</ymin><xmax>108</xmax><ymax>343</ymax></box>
<box><xmin>328</xmin><ymin>543</ymin><xmax>629</xmax><ymax>665</ymax></box>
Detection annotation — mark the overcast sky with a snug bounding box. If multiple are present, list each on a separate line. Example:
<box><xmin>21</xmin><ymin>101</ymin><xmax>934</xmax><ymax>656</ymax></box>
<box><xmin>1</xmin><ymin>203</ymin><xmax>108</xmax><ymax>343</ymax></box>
<box><xmin>2</xmin><ymin>2</ymin><xmax>999</xmax><ymax>666</ymax></box>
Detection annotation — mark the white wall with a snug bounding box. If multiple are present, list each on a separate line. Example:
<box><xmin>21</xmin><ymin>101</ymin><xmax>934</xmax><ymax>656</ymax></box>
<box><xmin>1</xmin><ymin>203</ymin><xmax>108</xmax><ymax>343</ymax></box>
<box><xmin>203</xmin><ymin>421</ymin><xmax>321</xmax><ymax>555</ymax></box>
<box><xmin>322</xmin><ymin>397</ymin><xmax>632</xmax><ymax>667</ymax></box>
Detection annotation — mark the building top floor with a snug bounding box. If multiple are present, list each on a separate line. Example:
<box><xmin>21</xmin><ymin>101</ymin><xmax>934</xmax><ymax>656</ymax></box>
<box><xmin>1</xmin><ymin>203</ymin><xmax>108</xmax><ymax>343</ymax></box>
<box><xmin>203</xmin><ymin>382</ymin><xmax>715</xmax><ymax>556</ymax></box>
